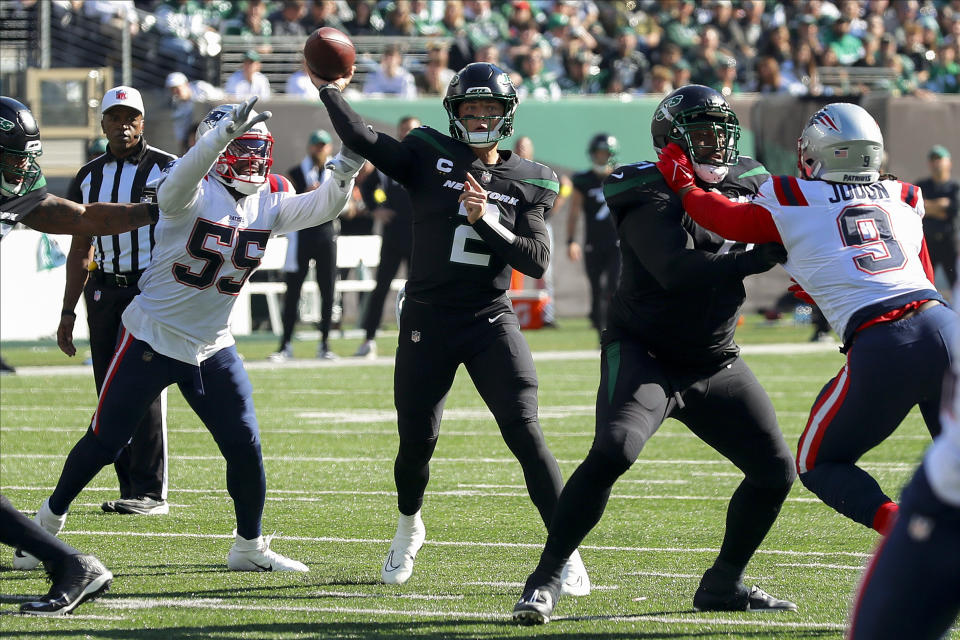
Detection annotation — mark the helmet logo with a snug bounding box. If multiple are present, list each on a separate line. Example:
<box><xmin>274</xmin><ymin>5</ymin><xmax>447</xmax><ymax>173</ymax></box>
<box><xmin>0</xmin><ymin>117</ymin><xmax>13</xmax><ymax>132</ymax></box>
<box><xmin>811</xmin><ymin>111</ymin><xmax>840</xmax><ymax>132</ymax></box>
<box><xmin>665</xmin><ymin>95</ymin><xmax>684</xmax><ymax>108</ymax></box>
<box><xmin>498</xmin><ymin>73</ymin><xmax>512</xmax><ymax>88</ymax></box>
<box><xmin>450</xmin><ymin>74</ymin><xmax>460</xmax><ymax>87</ymax></box>
<box><xmin>466</xmin><ymin>87</ymin><xmax>493</xmax><ymax>95</ymax></box>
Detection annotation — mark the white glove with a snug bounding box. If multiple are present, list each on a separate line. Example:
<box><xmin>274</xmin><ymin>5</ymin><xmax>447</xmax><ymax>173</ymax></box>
<box><xmin>325</xmin><ymin>145</ymin><xmax>365</xmax><ymax>181</ymax></box>
<box><xmin>224</xmin><ymin>96</ymin><xmax>272</xmax><ymax>139</ymax></box>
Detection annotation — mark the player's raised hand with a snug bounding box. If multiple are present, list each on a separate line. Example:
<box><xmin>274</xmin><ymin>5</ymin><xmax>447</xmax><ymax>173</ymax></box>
<box><xmin>225</xmin><ymin>96</ymin><xmax>272</xmax><ymax>138</ymax></box>
<box><xmin>656</xmin><ymin>142</ymin><xmax>696</xmax><ymax>194</ymax></box>
<box><xmin>460</xmin><ymin>172</ymin><xmax>488</xmax><ymax>223</ymax></box>
<box><xmin>304</xmin><ymin>61</ymin><xmax>355</xmax><ymax>93</ymax></box>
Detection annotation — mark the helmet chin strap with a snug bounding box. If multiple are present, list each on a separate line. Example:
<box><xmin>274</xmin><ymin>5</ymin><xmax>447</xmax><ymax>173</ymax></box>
<box><xmin>0</xmin><ymin>173</ymin><xmax>24</xmax><ymax>195</ymax></box>
<box><xmin>691</xmin><ymin>159</ymin><xmax>728</xmax><ymax>184</ymax></box>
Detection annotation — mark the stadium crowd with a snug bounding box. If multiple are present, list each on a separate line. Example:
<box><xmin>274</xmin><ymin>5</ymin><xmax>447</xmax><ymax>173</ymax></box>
<box><xmin>9</xmin><ymin>0</ymin><xmax>960</xmax><ymax>97</ymax></box>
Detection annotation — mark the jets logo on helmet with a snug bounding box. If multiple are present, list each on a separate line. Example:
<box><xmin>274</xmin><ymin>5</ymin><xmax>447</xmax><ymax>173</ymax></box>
<box><xmin>443</xmin><ymin>62</ymin><xmax>519</xmax><ymax>148</ymax></box>
<box><xmin>196</xmin><ymin>104</ymin><xmax>274</xmax><ymax>196</ymax></box>
<box><xmin>0</xmin><ymin>96</ymin><xmax>44</xmax><ymax>196</ymax></box>
<box><xmin>0</xmin><ymin>118</ymin><xmax>13</xmax><ymax>132</ymax></box>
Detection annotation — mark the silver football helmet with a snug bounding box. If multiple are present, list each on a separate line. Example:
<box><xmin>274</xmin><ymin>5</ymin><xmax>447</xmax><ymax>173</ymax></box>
<box><xmin>797</xmin><ymin>103</ymin><xmax>883</xmax><ymax>184</ymax></box>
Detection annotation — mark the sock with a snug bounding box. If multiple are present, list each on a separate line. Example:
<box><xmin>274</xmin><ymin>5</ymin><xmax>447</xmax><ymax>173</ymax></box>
<box><xmin>872</xmin><ymin>501</ymin><xmax>899</xmax><ymax>535</ymax></box>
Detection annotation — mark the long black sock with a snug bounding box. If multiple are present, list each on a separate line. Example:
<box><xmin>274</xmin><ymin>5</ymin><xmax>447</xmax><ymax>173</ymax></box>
<box><xmin>394</xmin><ymin>436</ymin><xmax>438</xmax><ymax>516</ymax></box>
<box><xmin>0</xmin><ymin>495</ymin><xmax>78</xmax><ymax>563</ymax></box>
<box><xmin>711</xmin><ymin>479</ymin><xmax>792</xmax><ymax>583</ymax></box>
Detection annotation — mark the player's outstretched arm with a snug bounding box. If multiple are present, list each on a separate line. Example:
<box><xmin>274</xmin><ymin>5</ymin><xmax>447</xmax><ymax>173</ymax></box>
<box><xmin>307</xmin><ymin>65</ymin><xmax>415</xmax><ymax>184</ymax></box>
<box><xmin>23</xmin><ymin>195</ymin><xmax>159</xmax><ymax>236</ymax></box>
<box><xmin>275</xmin><ymin>147</ymin><xmax>364</xmax><ymax>233</ymax></box>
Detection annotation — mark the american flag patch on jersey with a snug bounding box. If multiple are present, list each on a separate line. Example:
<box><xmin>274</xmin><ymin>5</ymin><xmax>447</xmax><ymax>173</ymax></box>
<box><xmin>834</xmin><ymin>149</ymin><xmax>848</xmax><ymax>158</ymax></box>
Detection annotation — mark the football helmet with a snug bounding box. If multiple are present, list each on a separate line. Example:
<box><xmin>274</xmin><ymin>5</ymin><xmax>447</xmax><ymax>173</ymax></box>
<box><xmin>0</xmin><ymin>96</ymin><xmax>43</xmax><ymax>197</ymax></box>
<box><xmin>196</xmin><ymin>104</ymin><xmax>274</xmax><ymax>195</ymax></box>
<box><xmin>443</xmin><ymin>63</ymin><xmax>518</xmax><ymax>147</ymax></box>
<box><xmin>588</xmin><ymin>133</ymin><xmax>618</xmax><ymax>170</ymax></box>
<box><xmin>651</xmin><ymin>84</ymin><xmax>740</xmax><ymax>184</ymax></box>
<box><xmin>797</xmin><ymin>103</ymin><xmax>883</xmax><ymax>184</ymax></box>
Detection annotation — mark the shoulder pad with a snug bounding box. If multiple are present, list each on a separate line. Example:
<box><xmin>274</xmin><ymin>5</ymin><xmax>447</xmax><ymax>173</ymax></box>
<box><xmin>405</xmin><ymin>126</ymin><xmax>456</xmax><ymax>156</ymax></box>
<box><xmin>727</xmin><ymin>156</ymin><xmax>770</xmax><ymax>191</ymax></box>
<box><xmin>602</xmin><ymin>161</ymin><xmax>665</xmax><ymax>207</ymax></box>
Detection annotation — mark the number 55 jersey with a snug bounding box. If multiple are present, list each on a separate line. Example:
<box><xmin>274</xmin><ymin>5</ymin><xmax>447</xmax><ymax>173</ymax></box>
<box><xmin>122</xmin><ymin>129</ymin><xmax>353</xmax><ymax>365</ymax></box>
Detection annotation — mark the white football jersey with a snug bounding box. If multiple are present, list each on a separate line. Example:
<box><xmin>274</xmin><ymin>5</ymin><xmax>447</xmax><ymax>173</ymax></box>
<box><xmin>122</xmin><ymin>127</ymin><xmax>353</xmax><ymax>364</ymax></box>
<box><xmin>755</xmin><ymin>176</ymin><xmax>933</xmax><ymax>339</ymax></box>
<box><xmin>926</xmin><ymin>264</ymin><xmax>960</xmax><ymax>507</ymax></box>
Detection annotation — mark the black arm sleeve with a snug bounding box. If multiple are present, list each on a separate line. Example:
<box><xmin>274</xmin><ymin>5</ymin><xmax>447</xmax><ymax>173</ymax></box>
<box><xmin>618</xmin><ymin>202</ymin><xmax>759</xmax><ymax>290</ymax></box>
<box><xmin>471</xmin><ymin>204</ymin><xmax>550</xmax><ymax>279</ymax></box>
<box><xmin>318</xmin><ymin>86</ymin><xmax>417</xmax><ymax>185</ymax></box>
<box><xmin>66</xmin><ymin>173</ymin><xmax>83</xmax><ymax>204</ymax></box>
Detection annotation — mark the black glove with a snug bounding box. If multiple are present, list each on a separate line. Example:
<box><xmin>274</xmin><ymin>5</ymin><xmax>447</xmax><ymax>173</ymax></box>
<box><xmin>736</xmin><ymin>242</ymin><xmax>788</xmax><ymax>276</ymax></box>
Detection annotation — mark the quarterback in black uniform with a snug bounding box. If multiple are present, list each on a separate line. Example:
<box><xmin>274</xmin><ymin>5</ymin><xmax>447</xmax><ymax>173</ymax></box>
<box><xmin>566</xmin><ymin>133</ymin><xmax>621</xmax><ymax>340</ymax></box>
<box><xmin>513</xmin><ymin>85</ymin><xmax>797</xmax><ymax>624</ymax></box>
<box><xmin>1</xmin><ymin>95</ymin><xmax>160</xmax><ymax>615</ymax></box>
<box><xmin>310</xmin><ymin>63</ymin><xmax>590</xmax><ymax>593</ymax></box>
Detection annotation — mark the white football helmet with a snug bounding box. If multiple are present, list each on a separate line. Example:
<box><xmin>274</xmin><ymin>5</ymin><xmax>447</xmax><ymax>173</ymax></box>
<box><xmin>797</xmin><ymin>103</ymin><xmax>883</xmax><ymax>184</ymax></box>
<box><xmin>196</xmin><ymin>104</ymin><xmax>274</xmax><ymax>195</ymax></box>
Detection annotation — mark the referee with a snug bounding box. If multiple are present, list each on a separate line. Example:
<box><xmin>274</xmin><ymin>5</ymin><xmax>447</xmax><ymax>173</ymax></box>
<box><xmin>57</xmin><ymin>86</ymin><xmax>176</xmax><ymax>516</ymax></box>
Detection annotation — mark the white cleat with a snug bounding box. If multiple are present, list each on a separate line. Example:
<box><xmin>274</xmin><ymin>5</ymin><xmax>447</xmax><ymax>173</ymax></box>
<box><xmin>381</xmin><ymin>511</ymin><xmax>425</xmax><ymax>585</ymax></box>
<box><xmin>13</xmin><ymin>499</ymin><xmax>67</xmax><ymax>570</ymax></box>
<box><xmin>560</xmin><ymin>549</ymin><xmax>591</xmax><ymax>596</ymax></box>
<box><xmin>353</xmin><ymin>340</ymin><xmax>377</xmax><ymax>359</ymax></box>
<box><xmin>227</xmin><ymin>532</ymin><xmax>309</xmax><ymax>572</ymax></box>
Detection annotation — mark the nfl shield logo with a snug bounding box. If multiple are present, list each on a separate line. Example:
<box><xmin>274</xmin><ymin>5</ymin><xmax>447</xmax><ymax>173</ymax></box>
<box><xmin>480</xmin><ymin>171</ymin><xmax>492</xmax><ymax>184</ymax></box>
<box><xmin>116</xmin><ymin>90</ymin><xmax>127</xmax><ymax>100</ymax></box>
<box><xmin>411</xmin><ymin>330</ymin><xmax>421</xmax><ymax>343</ymax></box>
<box><xmin>94</xmin><ymin>290</ymin><xmax>102</xmax><ymax>302</ymax></box>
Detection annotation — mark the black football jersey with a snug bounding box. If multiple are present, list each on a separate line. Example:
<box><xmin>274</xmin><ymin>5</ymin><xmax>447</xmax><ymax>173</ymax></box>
<box><xmin>571</xmin><ymin>169</ymin><xmax>618</xmax><ymax>249</ymax></box>
<box><xmin>0</xmin><ymin>173</ymin><xmax>48</xmax><ymax>241</ymax></box>
<box><xmin>602</xmin><ymin>157</ymin><xmax>770</xmax><ymax>369</ymax></box>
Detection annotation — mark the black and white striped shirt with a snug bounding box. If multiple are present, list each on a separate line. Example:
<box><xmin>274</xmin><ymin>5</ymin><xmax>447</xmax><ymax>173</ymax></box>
<box><xmin>68</xmin><ymin>139</ymin><xmax>176</xmax><ymax>274</ymax></box>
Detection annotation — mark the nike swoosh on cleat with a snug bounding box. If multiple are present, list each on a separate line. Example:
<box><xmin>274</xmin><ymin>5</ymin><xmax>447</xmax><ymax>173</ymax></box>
<box><xmin>383</xmin><ymin>551</ymin><xmax>402</xmax><ymax>572</ymax></box>
<box><xmin>488</xmin><ymin>312</ymin><xmax>506</xmax><ymax>323</ymax></box>
<box><xmin>611</xmin><ymin>172</ymin><xmax>623</xmax><ymax>179</ymax></box>
<box><xmin>250</xmin><ymin>561</ymin><xmax>273</xmax><ymax>571</ymax></box>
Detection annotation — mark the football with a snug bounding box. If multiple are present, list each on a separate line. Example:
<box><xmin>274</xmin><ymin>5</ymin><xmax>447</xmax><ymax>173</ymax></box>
<box><xmin>303</xmin><ymin>27</ymin><xmax>355</xmax><ymax>81</ymax></box>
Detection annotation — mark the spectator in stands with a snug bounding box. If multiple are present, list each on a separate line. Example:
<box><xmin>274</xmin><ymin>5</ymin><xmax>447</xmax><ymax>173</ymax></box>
<box><xmin>839</xmin><ymin>0</ymin><xmax>868</xmax><ymax>38</ymax></box>
<box><xmin>269</xmin><ymin>0</ymin><xmax>307</xmax><ymax>37</ymax></box>
<box><xmin>926</xmin><ymin>42</ymin><xmax>960</xmax><ymax>93</ymax></box>
<box><xmin>465</xmin><ymin>0</ymin><xmax>511</xmax><ymax>50</ymax></box>
<box><xmin>709</xmin><ymin>0</ymin><xmax>749</xmax><ymax>62</ymax></box>
<box><xmin>600</xmin><ymin>28</ymin><xmax>649</xmax><ymax>93</ymax></box>
<box><xmin>672</xmin><ymin>58</ymin><xmax>693</xmax><ymax>88</ymax></box>
<box><xmin>917</xmin><ymin>145</ymin><xmax>959</xmax><ymax>290</ymax></box>
<box><xmin>737</xmin><ymin>0</ymin><xmax>767</xmax><ymax>60</ymax></box>
<box><xmin>155</xmin><ymin>0</ymin><xmax>208</xmax><ymax>76</ymax></box>
<box><xmin>354</xmin><ymin>115</ymin><xmax>422</xmax><ymax>360</ymax></box>
<box><xmin>224</xmin><ymin>50</ymin><xmax>272</xmax><ymax>100</ymax></box>
<box><xmin>690</xmin><ymin>25</ymin><xmax>725</xmax><ymax>86</ymax></box>
<box><xmin>363</xmin><ymin>44</ymin><xmax>418</xmax><ymax>98</ymax></box>
<box><xmin>300</xmin><ymin>0</ymin><xmax>347</xmax><ymax>34</ymax></box>
<box><xmin>342</xmin><ymin>0</ymin><xmax>383</xmax><ymax>35</ymax></box>
<box><xmin>643</xmin><ymin>64</ymin><xmax>674</xmax><ymax>95</ymax></box>
<box><xmin>662</xmin><ymin>0</ymin><xmax>701</xmax><ymax>52</ymax></box>
<box><xmin>711</xmin><ymin>55</ymin><xmax>741</xmax><ymax>96</ymax></box>
<box><xmin>437</xmin><ymin>1</ymin><xmax>473</xmax><ymax>71</ymax></box>
<box><xmin>781</xmin><ymin>41</ymin><xmax>820</xmax><ymax>94</ymax></box>
<box><xmin>559</xmin><ymin>50</ymin><xmax>606</xmax><ymax>94</ymax></box>
<box><xmin>824</xmin><ymin>16</ymin><xmax>865</xmax><ymax>66</ymax></box>
<box><xmin>223</xmin><ymin>0</ymin><xmax>272</xmax><ymax>40</ymax></box>
<box><xmin>86</xmin><ymin>137</ymin><xmax>108</xmax><ymax>162</ymax></box>
<box><xmin>656</xmin><ymin>41</ymin><xmax>683</xmax><ymax>72</ymax></box>
<box><xmin>751</xmin><ymin>55</ymin><xmax>806</xmax><ymax>95</ymax></box>
<box><xmin>507</xmin><ymin>19</ymin><xmax>552</xmax><ymax>67</ymax></box>
<box><xmin>166</xmin><ymin>71</ymin><xmax>225</xmax><ymax>154</ymax></box>
<box><xmin>517</xmin><ymin>48</ymin><xmax>562</xmax><ymax>101</ymax></box>
<box><xmin>760</xmin><ymin>25</ymin><xmax>792</xmax><ymax>64</ymax></box>
<box><xmin>410</xmin><ymin>0</ymin><xmax>442</xmax><ymax>36</ymax></box>
<box><xmin>286</xmin><ymin>66</ymin><xmax>320</xmax><ymax>99</ymax></box>
<box><xmin>508</xmin><ymin>0</ymin><xmax>537</xmax><ymax>34</ymax></box>
<box><xmin>382</xmin><ymin>0</ymin><xmax>415</xmax><ymax>36</ymax></box>
<box><xmin>793</xmin><ymin>14</ymin><xmax>825</xmax><ymax>59</ymax></box>
<box><xmin>415</xmin><ymin>43</ymin><xmax>456</xmax><ymax>96</ymax></box>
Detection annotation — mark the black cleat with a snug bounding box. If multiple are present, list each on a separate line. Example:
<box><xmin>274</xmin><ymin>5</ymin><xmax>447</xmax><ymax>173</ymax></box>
<box><xmin>19</xmin><ymin>554</ymin><xmax>113</xmax><ymax>616</ymax></box>
<box><xmin>512</xmin><ymin>588</ymin><xmax>555</xmax><ymax>625</ymax></box>
<box><xmin>694</xmin><ymin>583</ymin><xmax>797</xmax><ymax>612</ymax></box>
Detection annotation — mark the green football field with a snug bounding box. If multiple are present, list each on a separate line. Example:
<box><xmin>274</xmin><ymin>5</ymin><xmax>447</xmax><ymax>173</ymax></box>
<box><xmin>0</xmin><ymin>319</ymin><xmax>946</xmax><ymax>639</ymax></box>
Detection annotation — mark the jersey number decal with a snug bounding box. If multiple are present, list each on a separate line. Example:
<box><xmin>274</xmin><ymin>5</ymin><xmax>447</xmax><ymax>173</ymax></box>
<box><xmin>450</xmin><ymin>202</ymin><xmax>499</xmax><ymax>267</ymax></box>
<box><xmin>837</xmin><ymin>205</ymin><xmax>906</xmax><ymax>274</ymax></box>
<box><xmin>173</xmin><ymin>219</ymin><xmax>270</xmax><ymax>294</ymax></box>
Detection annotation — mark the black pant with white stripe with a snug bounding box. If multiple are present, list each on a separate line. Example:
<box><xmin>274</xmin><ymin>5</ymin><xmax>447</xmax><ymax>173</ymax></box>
<box><xmin>84</xmin><ymin>277</ymin><xmax>167</xmax><ymax>501</ymax></box>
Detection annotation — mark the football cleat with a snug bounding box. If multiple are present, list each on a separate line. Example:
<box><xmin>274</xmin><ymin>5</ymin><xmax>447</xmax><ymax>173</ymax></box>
<box><xmin>112</xmin><ymin>496</ymin><xmax>169</xmax><ymax>515</ymax></box>
<box><xmin>693</xmin><ymin>583</ymin><xmax>798</xmax><ymax>612</ymax></box>
<box><xmin>560</xmin><ymin>549</ymin><xmax>591</xmax><ymax>596</ymax></box>
<box><xmin>13</xmin><ymin>499</ymin><xmax>67</xmax><ymax>570</ymax></box>
<box><xmin>267</xmin><ymin>346</ymin><xmax>293</xmax><ymax>362</ymax></box>
<box><xmin>512</xmin><ymin>587</ymin><xmax>555</xmax><ymax>625</ymax></box>
<box><xmin>381</xmin><ymin>511</ymin><xmax>425</xmax><ymax>585</ymax></box>
<box><xmin>19</xmin><ymin>554</ymin><xmax>113</xmax><ymax>616</ymax></box>
<box><xmin>317</xmin><ymin>344</ymin><xmax>339</xmax><ymax>360</ymax></box>
<box><xmin>100</xmin><ymin>500</ymin><xmax>117</xmax><ymax>513</ymax></box>
<box><xmin>227</xmin><ymin>532</ymin><xmax>309</xmax><ymax>572</ymax></box>
<box><xmin>353</xmin><ymin>340</ymin><xmax>377</xmax><ymax>359</ymax></box>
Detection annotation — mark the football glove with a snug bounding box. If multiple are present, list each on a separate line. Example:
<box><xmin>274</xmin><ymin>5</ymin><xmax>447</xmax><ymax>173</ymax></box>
<box><xmin>788</xmin><ymin>278</ymin><xmax>815</xmax><ymax>305</ymax></box>
<box><xmin>736</xmin><ymin>242</ymin><xmax>788</xmax><ymax>276</ymax></box>
<box><xmin>325</xmin><ymin>145</ymin><xmax>365</xmax><ymax>181</ymax></box>
<box><xmin>224</xmin><ymin>96</ymin><xmax>272</xmax><ymax>139</ymax></box>
<box><xmin>656</xmin><ymin>142</ymin><xmax>696</xmax><ymax>193</ymax></box>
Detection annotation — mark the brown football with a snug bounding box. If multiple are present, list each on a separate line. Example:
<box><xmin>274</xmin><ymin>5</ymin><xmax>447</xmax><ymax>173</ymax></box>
<box><xmin>303</xmin><ymin>27</ymin><xmax>355</xmax><ymax>81</ymax></box>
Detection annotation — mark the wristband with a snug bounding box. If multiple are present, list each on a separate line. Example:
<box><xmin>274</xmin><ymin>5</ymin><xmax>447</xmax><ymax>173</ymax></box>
<box><xmin>61</xmin><ymin>309</ymin><xmax>77</xmax><ymax>318</ymax></box>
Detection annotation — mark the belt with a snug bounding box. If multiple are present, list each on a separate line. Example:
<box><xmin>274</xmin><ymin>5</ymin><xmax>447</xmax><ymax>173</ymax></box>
<box><xmin>94</xmin><ymin>270</ymin><xmax>144</xmax><ymax>288</ymax></box>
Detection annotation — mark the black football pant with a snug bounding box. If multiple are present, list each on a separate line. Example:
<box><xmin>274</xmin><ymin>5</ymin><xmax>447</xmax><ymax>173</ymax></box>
<box><xmin>525</xmin><ymin>338</ymin><xmax>795</xmax><ymax>594</ymax></box>
<box><xmin>84</xmin><ymin>279</ymin><xmax>167</xmax><ymax>501</ymax></box>
<box><xmin>0</xmin><ymin>494</ymin><xmax>78</xmax><ymax>565</ymax></box>
<box><xmin>280</xmin><ymin>227</ymin><xmax>337</xmax><ymax>346</ymax></box>
<box><xmin>849</xmin><ymin>463</ymin><xmax>960</xmax><ymax>640</ymax></box>
<box><xmin>583</xmin><ymin>241</ymin><xmax>620</xmax><ymax>333</ymax></box>
<box><xmin>361</xmin><ymin>242</ymin><xmax>409</xmax><ymax>340</ymax></box>
<box><xmin>392</xmin><ymin>297</ymin><xmax>563</xmax><ymax>525</ymax></box>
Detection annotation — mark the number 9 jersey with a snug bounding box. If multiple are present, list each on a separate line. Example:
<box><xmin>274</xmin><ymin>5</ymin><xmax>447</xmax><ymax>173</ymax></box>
<box><xmin>755</xmin><ymin>176</ymin><xmax>936</xmax><ymax>342</ymax></box>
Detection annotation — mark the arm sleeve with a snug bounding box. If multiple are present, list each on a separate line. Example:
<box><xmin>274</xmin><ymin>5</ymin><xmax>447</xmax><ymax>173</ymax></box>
<box><xmin>66</xmin><ymin>174</ymin><xmax>84</xmax><ymax>204</ymax></box>
<box><xmin>471</xmin><ymin>204</ymin><xmax>550</xmax><ymax>278</ymax></box>
<box><xmin>680</xmin><ymin>188</ymin><xmax>782</xmax><ymax>244</ymax></box>
<box><xmin>272</xmin><ymin>175</ymin><xmax>354</xmax><ymax>236</ymax></box>
<box><xmin>157</xmin><ymin>124</ymin><xmax>232</xmax><ymax>216</ymax></box>
<box><xmin>317</xmin><ymin>87</ymin><xmax>418</xmax><ymax>185</ymax></box>
<box><xmin>617</xmin><ymin>200</ymin><xmax>761</xmax><ymax>290</ymax></box>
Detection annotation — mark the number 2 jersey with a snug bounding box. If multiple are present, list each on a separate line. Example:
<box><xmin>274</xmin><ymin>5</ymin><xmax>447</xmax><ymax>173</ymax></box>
<box><xmin>319</xmin><ymin>87</ymin><xmax>558</xmax><ymax>309</ymax></box>
<box><xmin>121</xmin><ymin>125</ymin><xmax>354</xmax><ymax>365</ymax></box>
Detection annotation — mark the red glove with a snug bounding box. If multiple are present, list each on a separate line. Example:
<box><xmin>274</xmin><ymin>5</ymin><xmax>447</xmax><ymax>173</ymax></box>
<box><xmin>656</xmin><ymin>142</ymin><xmax>696</xmax><ymax>193</ymax></box>
<box><xmin>788</xmin><ymin>278</ymin><xmax>815</xmax><ymax>305</ymax></box>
